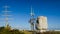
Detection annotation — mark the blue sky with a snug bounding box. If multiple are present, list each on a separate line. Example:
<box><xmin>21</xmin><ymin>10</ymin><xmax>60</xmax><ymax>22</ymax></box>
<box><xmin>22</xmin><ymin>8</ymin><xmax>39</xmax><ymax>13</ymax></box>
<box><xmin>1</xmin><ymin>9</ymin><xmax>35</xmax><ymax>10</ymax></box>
<box><xmin>0</xmin><ymin>0</ymin><xmax>60</xmax><ymax>30</ymax></box>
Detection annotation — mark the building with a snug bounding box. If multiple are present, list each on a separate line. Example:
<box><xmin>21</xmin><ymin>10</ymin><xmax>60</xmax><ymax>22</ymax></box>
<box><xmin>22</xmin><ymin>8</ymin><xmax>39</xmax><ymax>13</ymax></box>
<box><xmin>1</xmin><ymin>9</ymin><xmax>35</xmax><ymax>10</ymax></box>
<box><xmin>36</xmin><ymin>16</ymin><xmax>48</xmax><ymax>32</ymax></box>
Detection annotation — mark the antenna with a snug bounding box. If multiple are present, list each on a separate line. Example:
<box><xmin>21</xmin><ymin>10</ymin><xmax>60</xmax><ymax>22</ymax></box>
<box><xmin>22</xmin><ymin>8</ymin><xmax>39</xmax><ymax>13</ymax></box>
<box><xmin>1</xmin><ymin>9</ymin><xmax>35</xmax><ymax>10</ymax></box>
<box><xmin>29</xmin><ymin>6</ymin><xmax>35</xmax><ymax>31</ymax></box>
<box><xmin>2</xmin><ymin>5</ymin><xmax>12</xmax><ymax>28</ymax></box>
<box><xmin>30</xmin><ymin>6</ymin><xmax>34</xmax><ymax>17</ymax></box>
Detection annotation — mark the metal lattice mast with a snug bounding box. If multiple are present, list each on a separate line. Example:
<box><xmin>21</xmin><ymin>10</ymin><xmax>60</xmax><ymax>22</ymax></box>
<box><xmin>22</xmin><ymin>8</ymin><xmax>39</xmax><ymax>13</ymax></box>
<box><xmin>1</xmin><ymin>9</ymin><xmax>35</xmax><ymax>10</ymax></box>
<box><xmin>2</xmin><ymin>5</ymin><xmax>12</xmax><ymax>27</ymax></box>
<box><xmin>29</xmin><ymin>6</ymin><xmax>35</xmax><ymax>31</ymax></box>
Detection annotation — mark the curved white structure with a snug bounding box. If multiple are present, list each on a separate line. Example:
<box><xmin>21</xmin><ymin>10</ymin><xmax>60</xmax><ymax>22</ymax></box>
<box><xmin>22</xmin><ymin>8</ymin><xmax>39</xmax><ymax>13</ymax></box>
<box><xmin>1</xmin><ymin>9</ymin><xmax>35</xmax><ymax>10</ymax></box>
<box><xmin>36</xmin><ymin>16</ymin><xmax>48</xmax><ymax>32</ymax></box>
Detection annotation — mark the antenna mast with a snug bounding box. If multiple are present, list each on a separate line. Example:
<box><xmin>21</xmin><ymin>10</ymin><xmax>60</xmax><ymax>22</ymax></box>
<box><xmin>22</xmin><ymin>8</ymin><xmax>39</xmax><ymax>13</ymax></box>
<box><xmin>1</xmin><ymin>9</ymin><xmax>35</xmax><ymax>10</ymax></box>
<box><xmin>29</xmin><ymin>6</ymin><xmax>35</xmax><ymax>31</ymax></box>
<box><xmin>2</xmin><ymin>5</ymin><xmax>12</xmax><ymax>28</ymax></box>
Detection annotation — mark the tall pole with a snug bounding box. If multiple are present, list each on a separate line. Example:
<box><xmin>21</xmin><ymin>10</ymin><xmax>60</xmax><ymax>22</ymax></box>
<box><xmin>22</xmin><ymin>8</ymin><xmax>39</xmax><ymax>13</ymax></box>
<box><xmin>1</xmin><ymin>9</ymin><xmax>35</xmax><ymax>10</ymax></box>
<box><xmin>5</xmin><ymin>5</ymin><xmax>9</xmax><ymax>27</ymax></box>
<box><xmin>29</xmin><ymin>6</ymin><xmax>35</xmax><ymax>31</ymax></box>
<box><xmin>2</xmin><ymin>5</ymin><xmax>12</xmax><ymax>28</ymax></box>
